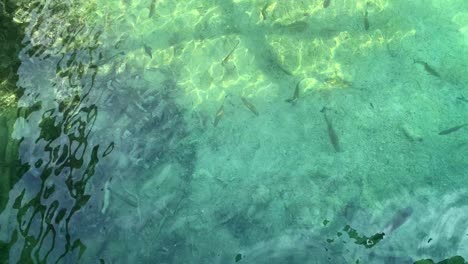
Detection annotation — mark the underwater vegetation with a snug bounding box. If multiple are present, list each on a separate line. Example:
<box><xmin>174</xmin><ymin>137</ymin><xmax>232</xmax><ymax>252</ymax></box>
<box><xmin>415</xmin><ymin>256</ymin><xmax>466</xmax><ymax>264</ymax></box>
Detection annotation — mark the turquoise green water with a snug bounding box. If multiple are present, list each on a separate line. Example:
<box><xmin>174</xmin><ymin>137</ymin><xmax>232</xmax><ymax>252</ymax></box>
<box><xmin>1</xmin><ymin>0</ymin><xmax>468</xmax><ymax>263</ymax></box>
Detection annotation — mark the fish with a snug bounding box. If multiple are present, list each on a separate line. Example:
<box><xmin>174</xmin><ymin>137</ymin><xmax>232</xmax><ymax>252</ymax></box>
<box><xmin>260</xmin><ymin>2</ymin><xmax>276</xmax><ymax>21</ymax></box>
<box><xmin>323</xmin><ymin>0</ymin><xmax>331</xmax><ymax>8</ymax></box>
<box><xmin>107</xmin><ymin>187</ymin><xmax>139</xmax><ymax>207</ymax></box>
<box><xmin>413</xmin><ymin>59</ymin><xmax>440</xmax><ymax>77</ymax></box>
<box><xmin>96</xmin><ymin>51</ymin><xmax>125</xmax><ymax>66</ymax></box>
<box><xmin>149</xmin><ymin>0</ymin><xmax>157</xmax><ymax>18</ymax></box>
<box><xmin>213</xmin><ymin>102</ymin><xmax>225</xmax><ymax>127</ymax></box>
<box><xmin>240</xmin><ymin>96</ymin><xmax>259</xmax><ymax>116</ymax></box>
<box><xmin>362</xmin><ymin>2</ymin><xmax>370</xmax><ymax>30</ymax></box>
<box><xmin>222</xmin><ymin>40</ymin><xmax>240</xmax><ymax>64</ymax></box>
<box><xmin>438</xmin><ymin>123</ymin><xmax>468</xmax><ymax>135</ymax></box>
<box><xmin>144</xmin><ymin>44</ymin><xmax>153</xmax><ymax>58</ymax></box>
<box><xmin>277</xmin><ymin>21</ymin><xmax>309</xmax><ymax>33</ymax></box>
<box><xmin>260</xmin><ymin>3</ymin><xmax>269</xmax><ymax>20</ymax></box>
<box><xmin>285</xmin><ymin>78</ymin><xmax>303</xmax><ymax>104</ymax></box>
<box><xmin>383</xmin><ymin>207</ymin><xmax>413</xmax><ymax>234</ymax></box>
<box><xmin>278</xmin><ymin>64</ymin><xmax>293</xmax><ymax>76</ymax></box>
<box><xmin>456</xmin><ymin>95</ymin><xmax>468</xmax><ymax>103</ymax></box>
<box><xmin>321</xmin><ymin>107</ymin><xmax>341</xmax><ymax>152</ymax></box>
<box><xmin>364</xmin><ymin>9</ymin><xmax>369</xmax><ymax>30</ymax></box>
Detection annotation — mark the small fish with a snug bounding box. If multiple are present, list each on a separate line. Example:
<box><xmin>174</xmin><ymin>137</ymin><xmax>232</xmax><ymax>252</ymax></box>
<box><xmin>240</xmin><ymin>96</ymin><xmax>259</xmax><ymax>116</ymax></box>
<box><xmin>363</xmin><ymin>10</ymin><xmax>369</xmax><ymax>30</ymax></box>
<box><xmin>108</xmin><ymin>187</ymin><xmax>139</xmax><ymax>207</ymax></box>
<box><xmin>144</xmin><ymin>44</ymin><xmax>153</xmax><ymax>58</ymax></box>
<box><xmin>260</xmin><ymin>2</ymin><xmax>276</xmax><ymax>21</ymax></box>
<box><xmin>321</xmin><ymin>107</ymin><xmax>341</xmax><ymax>152</ymax></box>
<box><xmin>149</xmin><ymin>0</ymin><xmax>157</xmax><ymax>18</ymax></box>
<box><xmin>285</xmin><ymin>78</ymin><xmax>303</xmax><ymax>104</ymax></box>
<box><xmin>213</xmin><ymin>102</ymin><xmax>224</xmax><ymax>127</ymax></box>
<box><xmin>438</xmin><ymin>123</ymin><xmax>468</xmax><ymax>135</ymax></box>
<box><xmin>456</xmin><ymin>95</ymin><xmax>468</xmax><ymax>103</ymax></box>
<box><xmin>96</xmin><ymin>51</ymin><xmax>125</xmax><ymax>66</ymax></box>
<box><xmin>323</xmin><ymin>0</ymin><xmax>331</xmax><ymax>8</ymax></box>
<box><xmin>413</xmin><ymin>59</ymin><xmax>440</xmax><ymax>77</ymax></box>
<box><xmin>260</xmin><ymin>3</ymin><xmax>269</xmax><ymax>20</ymax></box>
<box><xmin>277</xmin><ymin>21</ymin><xmax>309</xmax><ymax>33</ymax></box>
<box><xmin>383</xmin><ymin>207</ymin><xmax>413</xmax><ymax>234</ymax></box>
<box><xmin>222</xmin><ymin>40</ymin><xmax>240</xmax><ymax>64</ymax></box>
<box><xmin>278</xmin><ymin>64</ymin><xmax>293</xmax><ymax>76</ymax></box>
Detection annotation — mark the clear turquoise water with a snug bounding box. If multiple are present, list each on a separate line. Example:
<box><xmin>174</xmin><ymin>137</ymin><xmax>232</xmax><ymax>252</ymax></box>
<box><xmin>1</xmin><ymin>0</ymin><xmax>468</xmax><ymax>263</ymax></box>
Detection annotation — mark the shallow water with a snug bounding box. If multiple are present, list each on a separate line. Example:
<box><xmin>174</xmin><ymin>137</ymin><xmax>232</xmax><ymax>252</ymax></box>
<box><xmin>0</xmin><ymin>0</ymin><xmax>468</xmax><ymax>263</ymax></box>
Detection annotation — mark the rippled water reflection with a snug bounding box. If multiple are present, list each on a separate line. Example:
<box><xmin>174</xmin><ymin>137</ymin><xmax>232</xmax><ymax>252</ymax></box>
<box><xmin>1</xmin><ymin>0</ymin><xmax>468</xmax><ymax>263</ymax></box>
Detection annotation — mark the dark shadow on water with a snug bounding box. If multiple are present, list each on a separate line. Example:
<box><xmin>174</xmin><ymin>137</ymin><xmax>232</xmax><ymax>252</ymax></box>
<box><xmin>0</xmin><ymin>1</ymin><xmax>114</xmax><ymax>263</ymax></box>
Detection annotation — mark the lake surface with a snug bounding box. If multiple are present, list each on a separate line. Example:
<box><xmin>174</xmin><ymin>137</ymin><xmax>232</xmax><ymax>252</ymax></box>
<box><xmin>1</xmin><ymin>0</ymin><xmax>468</xmax><ymax>263</ymax></box>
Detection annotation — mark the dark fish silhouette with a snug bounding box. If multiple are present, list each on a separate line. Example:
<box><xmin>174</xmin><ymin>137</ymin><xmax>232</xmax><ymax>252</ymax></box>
<box><xmin>414</xmin><ymin>59</ymin><xmax>440</xmax><ymax>77</ymax></box>
<box><xmin>438</xmin><ymin>123</ymin><xmax>468</xmax><ymax>135</ymax></box>
<box><xmin>213</xmin><ymin>102</ymin><xmax>224</xmax><ymax>127</ymax></box>
<box><xmin>285</xmin><ymin>78</ymin><xmax>303</xmax><ymax>104</ymax></box>
<box><xmin>222</xmin><ymin>40</ymin><xmax>240</xmax><ymax>64</ymax></box>
<box><xmin>240</xmin><ymin>96</ymin><xmax>259</xmax><ymax>116</ymax></box>
<box><xmin>383</xmin><ymin>207</ymin><xmax>413</xmax><ymax>234</ymax></box>
<box><xmin>364</xmin><ymin>4</ymin><xmax>370</xmax><ymax>30</ymax></box>
<box><xmin>144</xmin><ymin>44</ymin><xmax>153</xmax><ymax>58</ymax></box>
<box><xmin>261</xmin><ymin>3</ymin><xmax>269</xmax><ymax>20</ymax></box>
<box><xmin>321</xmin><ymin>107</ymin><xmax>341</xmax><ymax>152</ymax></box>
<box><xmin>149</xmin><ymin>0</ymin><xmax>157</xmax><ymax>18</ymax></box>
